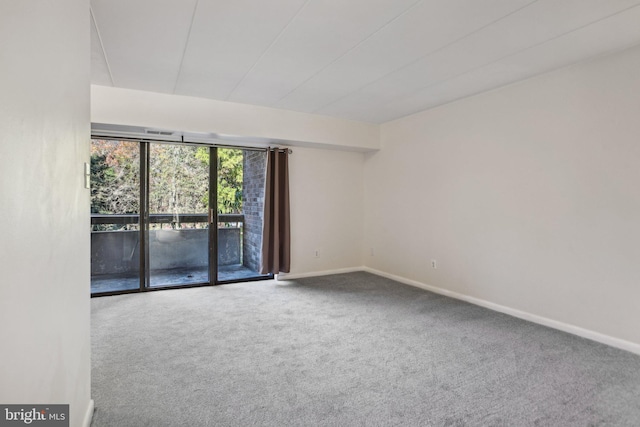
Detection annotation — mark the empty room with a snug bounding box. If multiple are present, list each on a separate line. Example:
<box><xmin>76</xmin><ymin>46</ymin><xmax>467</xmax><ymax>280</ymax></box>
<box><xmin>2</xmin><ymin>0</ymin><xmax>640</xmax><ymax>426</ymax></box>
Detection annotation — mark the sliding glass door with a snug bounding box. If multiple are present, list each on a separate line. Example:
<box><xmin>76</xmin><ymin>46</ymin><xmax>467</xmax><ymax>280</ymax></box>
<box><xmin>90</xmin><ymin>139</ymin><xmax>141</xmax><ymax>293</ymax></box>
<box><xmin>147</xmin><ymin>143</ymin><xmax>212</xmax><ymax>288</ymax></box>
<box><xmin>90</xmin><ymin>139</ymin><xmax>270</xmax><ymax>295</ymax></box>
<box><xmin>216</xmin><ymin>148</ymin><xmax>268</xmax><ymax>282</ymax></box>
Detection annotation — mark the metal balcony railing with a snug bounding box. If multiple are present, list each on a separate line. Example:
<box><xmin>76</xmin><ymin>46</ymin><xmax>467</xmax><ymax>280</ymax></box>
<box><xmin>91</xmin><ymin>213</ymin><xmax>244</xmax><ymax>226</ymax></box>
<box><xmin>90</xmin><ymin>213</ymin><xmax>246</xmax><ymax>277</ymax></box>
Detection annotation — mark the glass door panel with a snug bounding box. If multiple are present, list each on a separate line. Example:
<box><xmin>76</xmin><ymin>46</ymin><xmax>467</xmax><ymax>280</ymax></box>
<box><xmin>148</xmin><ymin>143</ymin><xmax>210</xmax><ymax>287</ymax></box>
<box><xmin>90</xmin><ymin>139</ymin><xmax>273</xmax><ymax>296</ymax></box>
<box><xmin>90</xmin><ymin>139</ymin><xmax>141</xmax><ymax>294</ymax></box>
<box><xmin>217</xmin><ymin>148</ymin><xmax>270</xmax><ymax>282</ymax></box>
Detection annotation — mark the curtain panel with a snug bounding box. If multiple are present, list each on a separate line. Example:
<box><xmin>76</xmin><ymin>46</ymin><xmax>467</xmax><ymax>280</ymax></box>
<box><xmin>260</xmin><ymin>149</ymin><xmax>290</xmax><ymax>274</ymax></box>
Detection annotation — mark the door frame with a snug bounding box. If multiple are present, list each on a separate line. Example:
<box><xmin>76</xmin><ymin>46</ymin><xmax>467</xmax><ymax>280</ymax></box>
<box><xmin>90</xmin><ymin>137</ymin><xmax>273</xmax><ymax>297</ymax></box>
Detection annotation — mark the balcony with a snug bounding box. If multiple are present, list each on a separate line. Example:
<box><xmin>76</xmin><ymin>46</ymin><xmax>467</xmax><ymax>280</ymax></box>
<box><xmin>91</xmin><ymin>213</ymin><xmax>265</xmax><ymax>294</ymax></box>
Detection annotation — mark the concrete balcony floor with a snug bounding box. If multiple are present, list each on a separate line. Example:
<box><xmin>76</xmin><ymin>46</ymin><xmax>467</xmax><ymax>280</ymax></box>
<box><xmin>91</xmin><ymin>264</ymin><xmax>268</xmax><ymax>294</ymax></box>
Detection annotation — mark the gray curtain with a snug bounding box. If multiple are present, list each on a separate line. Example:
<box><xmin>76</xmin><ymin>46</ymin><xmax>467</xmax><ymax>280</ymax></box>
<box><xmin>260</xmin><ymin>148</ymin><xmax>290</xmax><ymax>274</ymax></box>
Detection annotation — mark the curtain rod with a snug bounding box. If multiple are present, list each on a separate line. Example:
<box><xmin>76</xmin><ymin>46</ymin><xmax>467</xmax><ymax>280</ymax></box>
<box><xmin>91</xmin><ymin>134</ymin><xmax>292</xmax><ymax>154</ymax></box>
<box><xmin>269</xmin><ymin>147</ymin><xmax>293</xmax><ymax>154</ymax></box>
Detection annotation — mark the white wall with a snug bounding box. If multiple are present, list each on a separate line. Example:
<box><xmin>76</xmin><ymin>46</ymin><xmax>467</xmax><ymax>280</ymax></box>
<box><xmin>365</xmin><ymin>45</ymin><xmax>640</xmax><ymax>348</ymax></box>
<box><xmin>287</xmin><ymin>147</ymin><xmax>364</xmax><ymax>276</ymax></box>
<box><xmin>0</xmin><ymin>1</ymin><xmax>92</xmax><ymax>426</ymax></box>
<box><xmin>91</xmin><ymin>90</ymin><xmax>368</xmax><ymax>278</ymax></box>
<box><xmin>91</xmin><ymin>85</ymin><xmax>379</xmax><ymax>151</ymax></box>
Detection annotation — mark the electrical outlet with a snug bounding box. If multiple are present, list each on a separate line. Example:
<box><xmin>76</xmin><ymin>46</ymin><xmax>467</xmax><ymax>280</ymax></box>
<box><xmin>431</xmin><ymin>259</ymin><xmax>437</xmax><ymax>269</ymax></box>
<box><xmin>370</xmin><ymin>247</ymin><xmax>374</xmax><ymax>256</ymax></box>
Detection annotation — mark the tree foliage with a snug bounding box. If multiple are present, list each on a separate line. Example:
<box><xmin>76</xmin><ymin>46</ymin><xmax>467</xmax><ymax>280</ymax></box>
<box><xmin>90</xmin><ymin>140</ymin><xmax>244</xmax><ymax>219</ymax></box>
<box><xmin>149</xmin><ymin>144</ymin><xmax>209</xmax><ymax>215</ymax></box>
<box><xmin>90</xmin><ymin>140</ymin><xmax>139</xmax><ymax>214</ymax></box>
<box><xmin>206</xmin><ymin>147</ymin><xmax>243</xmax><ymax>214</ymax></box>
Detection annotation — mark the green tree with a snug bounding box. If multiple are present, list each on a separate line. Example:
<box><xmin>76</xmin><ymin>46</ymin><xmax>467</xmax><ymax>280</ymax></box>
<box><xmin>196</xmin><ymin>147</ymin><xmax>243</xmax><ymax>214</ymax></box>
<box><xmin>90</xmin><ymin>153</ymin><xmax>115</xmax><ymax>214</ymax></box>
<box><xmin>90</xmin><ymin>140</ymin><xmax>139</xmax><ymax>215</ymax></box>
<box><xmin>90</xmin><ymin>141</ymin><xmax>244</xmax><ymax>225</ymax></box>
<box><xmin>149</xmin><ymin>144</ymin><xmax>209</xmax><ymax>217</ymax></box>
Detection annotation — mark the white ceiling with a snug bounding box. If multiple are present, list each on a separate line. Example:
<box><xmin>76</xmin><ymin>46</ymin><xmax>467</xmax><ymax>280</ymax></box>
<box><xmin>91</xmin><ymin>0</ymin><xmax>640</xmax><ymax>124</ymax></box>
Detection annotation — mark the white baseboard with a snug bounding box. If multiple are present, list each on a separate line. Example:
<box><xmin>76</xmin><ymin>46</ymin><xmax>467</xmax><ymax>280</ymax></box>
<box><xmin>276</xmin><ymin>266</ymin><xmax>365</xmax><ymax>281</ymax></box>
<box><xmin>83</xmin><ymin>399</ymin><xmax>94</xmax><ymax>427</ymax></box>
<box><xmin>363</xmin><ymin>267</ymin><xmax>640</xmax><ymax>356</ymax></box>
<box><xmin>275</xmin><ymin>266</ymin><xmax>640</xmax><ymax>355</ymax></box>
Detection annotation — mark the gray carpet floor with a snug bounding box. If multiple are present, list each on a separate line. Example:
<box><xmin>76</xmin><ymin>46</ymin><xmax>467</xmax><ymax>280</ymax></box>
<box><xmin>91</xmin><ymin>272</ymin><xmax>640</xmax><ymax>426</ymax></box>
